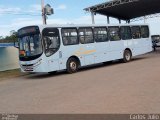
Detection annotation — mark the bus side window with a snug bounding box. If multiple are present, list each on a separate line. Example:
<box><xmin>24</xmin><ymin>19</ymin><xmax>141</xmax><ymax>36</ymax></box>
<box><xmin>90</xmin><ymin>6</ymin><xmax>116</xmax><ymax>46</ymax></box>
<box><xmin>79</xmin><ymin>30</ymin><xmax>85</xmax><ymax>44</ymax></box>
<box><xmin>120</xmin><ymin>26</ymin><xmax>132</xmax><ymax>40</ymax></box>
<box><xmin>108</xmin><ymin>26</ymin><xmax>121</xmax><ymax>41</ymax></box>
<box><xmin>94</xmin><ymin>27</ymin><xmax>108</xmax><ymax>42</ymax></box>
<box><xmin>141</xmin><ymin>26</ymin><xmax>149</xmax><ymax>38</ymax></box>
<box><xmin>78</xmin><ymin>28</ymin><xmax>94</xmax><ymax>44</ymax></box>
<box><xmin>131</xmin><ymin>26</ymin><xmax>141</xmax><ymax>39</ymax></box>
<box><xmin>62</xmin><ymin>28</ymin><xmax>78</xmax><ymax>45</ymax></box>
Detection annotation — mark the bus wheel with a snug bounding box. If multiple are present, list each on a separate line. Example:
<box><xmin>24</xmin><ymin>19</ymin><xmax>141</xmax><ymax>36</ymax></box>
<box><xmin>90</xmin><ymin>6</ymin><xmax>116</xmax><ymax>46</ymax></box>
<box><xmin>123</xmin><ymin>50</ymin><xmax>132</xmax><ymax>63</ymax></box>
<box><xmin>67</xmin><ymin>58</ymin><xmax>79</xmax><ymax>73</ymax></box>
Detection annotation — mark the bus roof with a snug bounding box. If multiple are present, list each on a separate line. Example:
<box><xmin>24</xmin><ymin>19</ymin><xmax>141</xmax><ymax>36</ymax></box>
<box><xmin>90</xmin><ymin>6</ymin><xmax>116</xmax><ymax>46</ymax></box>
<box><xmin>18</xmin><ymin>23</ymin><xmax>149</xmax><ymax>31</ymax></box>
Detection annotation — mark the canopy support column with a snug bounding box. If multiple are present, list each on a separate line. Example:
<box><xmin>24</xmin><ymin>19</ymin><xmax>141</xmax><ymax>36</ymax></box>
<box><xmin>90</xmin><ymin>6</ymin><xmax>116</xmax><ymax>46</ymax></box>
<box><xmin>119</xmin><ymin>19</ymin><xmax>121</xmax><ymax>24</ymax></box>
<box><xmin>91</xmin><ymin>12</ymin><xmax>95</xmax><ymax>24</ymax></box>
<box><xmin>107</xmin><ymin>16</ymin><xmax>110</xmax><ymax>24</ymax></box>
<box><xmin>144</xmin><ymin>16</ymin><xmax>146</xmax><ymax>23</ymax></box>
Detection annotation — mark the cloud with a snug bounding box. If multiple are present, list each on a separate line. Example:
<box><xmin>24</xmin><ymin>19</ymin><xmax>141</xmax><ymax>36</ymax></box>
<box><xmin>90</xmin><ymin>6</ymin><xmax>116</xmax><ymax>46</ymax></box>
<box><xmin>30</xmin><ymin>4</ymin><xmax>41</xmax><ymax>11</ymax></box>
<box><xmin>28</xmin><ymin>4</ymin><xmax>41</xmax><ymax>13</ymax></box>
<box><xmin>0</xmin><ymin>14</ymin><xmax>116</xmax><ymax>36</ymax></box>
<box><xmin>56</xmin><ymin>4</ymin><xmax>67</xmax><ymax>10</ymax></box>
<box><xmin>1</xmin><ymin>14</ymin><xmax>160</xmax><ymax>36</ymax></box>
<box><xmin>0</xmin><ymin>3</ymin><xmax>67</xmax><ymax>17</ymax></box>
<box><xmin>0</xmin><ymin>14</ymin><xmax>104</xmax><ymax>36</ymax></box>
<box><xmin>0</xmin><ymin>4</ymin><xmax>42</xmax><ymax>16</ymax></box>
<box><xmin>0</xmin><ymin>6</ymin><xmax>21</xmax><ymax>14</ymax></box>
<box><xmin>28</xmin><ymin>4</ymin><xmax>67</xmax><ymax>12</ymax></box>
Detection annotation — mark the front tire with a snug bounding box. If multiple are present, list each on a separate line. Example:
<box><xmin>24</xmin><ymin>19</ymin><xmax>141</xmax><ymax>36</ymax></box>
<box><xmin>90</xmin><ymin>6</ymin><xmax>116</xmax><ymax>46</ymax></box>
<box><xmin>67</xmin><ymin>58</ymin><xmax>79</xmax><ymax>73</ymax></box>
<box><xmin>123</xmin><ymin>50</ymin><xmax>132</xmax><ymax>63</ymax></box>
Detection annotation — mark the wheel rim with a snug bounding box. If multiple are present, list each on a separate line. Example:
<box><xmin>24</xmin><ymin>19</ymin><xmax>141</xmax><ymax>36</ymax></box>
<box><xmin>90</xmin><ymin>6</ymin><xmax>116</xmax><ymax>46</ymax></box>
<box><xmin>125</xmin><ymin>52</ymin><xmax>131</xmax><ymax>61</ymax></box>
<box><xmin>70</xmin><ymin>61</ymin><xmax>77</xmax><ymax>71</ymax></box>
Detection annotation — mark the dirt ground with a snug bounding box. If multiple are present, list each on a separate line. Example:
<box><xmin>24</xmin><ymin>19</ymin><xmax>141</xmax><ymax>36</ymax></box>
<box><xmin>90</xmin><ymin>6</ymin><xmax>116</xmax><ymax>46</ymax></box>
<box><xmin>0</xmin><ymin>69</ymin><xmax>22</xmax><ymax>81</ymax></box>
<box><xmin>0</xmin><ymin>51</ymin><xmax>160</xmax><ymax>113</ymax></box>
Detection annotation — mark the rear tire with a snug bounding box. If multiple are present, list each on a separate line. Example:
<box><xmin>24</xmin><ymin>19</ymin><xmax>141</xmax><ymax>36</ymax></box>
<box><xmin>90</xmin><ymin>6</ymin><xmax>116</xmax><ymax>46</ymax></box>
<box><xmin>67</xmin><ymin>58</ymin><xmax>79</xmax><ymax>73</ymax></box>
<box><xmin>123</xmin><ymin>50</ymin><xmax>132</xmax><ymax>63</ymax></box>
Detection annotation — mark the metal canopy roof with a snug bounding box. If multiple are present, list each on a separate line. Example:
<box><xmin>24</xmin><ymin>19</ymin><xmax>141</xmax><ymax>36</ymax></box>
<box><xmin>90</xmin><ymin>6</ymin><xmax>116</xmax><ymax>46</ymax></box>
<box><xmin>84</xmin><ymin>0</ymin><xmax>160</xmax><ymax>20</ymax></box>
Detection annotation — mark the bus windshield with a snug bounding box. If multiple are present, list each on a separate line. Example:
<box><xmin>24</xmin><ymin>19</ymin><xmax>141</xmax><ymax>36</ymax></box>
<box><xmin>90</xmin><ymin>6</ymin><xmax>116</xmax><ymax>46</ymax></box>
<box><xmin>18</xmin><ymin>26</ymin><xmax>43</xmax><ymax>61</ymax></box>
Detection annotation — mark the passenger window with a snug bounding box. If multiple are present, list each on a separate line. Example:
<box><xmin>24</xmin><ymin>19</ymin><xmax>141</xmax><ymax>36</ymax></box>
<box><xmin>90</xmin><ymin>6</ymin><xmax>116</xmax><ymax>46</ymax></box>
<box><xmin>62</xmin><ymin>28</ymin><xmax>78</xmax><ymax>45</ymax></box>
<box><xmin>108</xmin><ymin>27</ymin><xmax>120</xmax><ymax>41</ymax></box>
<box><xmin>94</xmin><ymin>27</ymin><xmax>108</xmax><ymax>42</ymax></box>
<box><xmin>42</xmin><ymin>28</ymin><xmax>60</xmax><ymax>57</ymax></box>
<box><xmin>131</xmin><ymin>26</ymin><xmax>141</xmax><ymax>39</ymax></box>
<box><xmin>120</xmin><ymin>26</ymin><xmax>132</xmax><ymax>40</ymax></box>
<box><xmin>141</xmin><ymin>26</ymin><xmax>149</xmax><ymax>38</ymax></box>
<box><xmin>78</xmin><ymin>28</ymin><xmax>94</xmax><ymax>44</ymax></box>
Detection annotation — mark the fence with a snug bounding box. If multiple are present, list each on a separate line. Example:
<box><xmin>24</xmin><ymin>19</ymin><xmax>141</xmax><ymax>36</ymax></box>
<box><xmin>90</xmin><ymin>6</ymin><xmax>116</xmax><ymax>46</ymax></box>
<box><xmin>0</xmin><ymin>46</ymin><xmax>19</xmax><ymax>71</ymax></box>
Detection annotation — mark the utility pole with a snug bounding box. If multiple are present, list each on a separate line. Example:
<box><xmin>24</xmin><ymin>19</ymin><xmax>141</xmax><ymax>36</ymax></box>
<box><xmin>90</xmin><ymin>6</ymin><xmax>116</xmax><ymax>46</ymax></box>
<box><xmin>41</xmin><ymin>0</ymin><xmax>46</xmax><ymax>25</ymax></box>
<box><xmin>41</xmin><ymin>0</ymin><xmax>54</xmax><ymax>25</ymax></box>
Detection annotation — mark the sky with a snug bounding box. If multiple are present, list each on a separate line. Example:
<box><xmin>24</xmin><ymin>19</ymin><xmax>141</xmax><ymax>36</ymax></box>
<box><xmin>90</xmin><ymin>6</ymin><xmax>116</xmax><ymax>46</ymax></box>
<box><xmin>0</xmin><ymin>0</ymin><xmax>160</xmax><ymax>37</ymax></box>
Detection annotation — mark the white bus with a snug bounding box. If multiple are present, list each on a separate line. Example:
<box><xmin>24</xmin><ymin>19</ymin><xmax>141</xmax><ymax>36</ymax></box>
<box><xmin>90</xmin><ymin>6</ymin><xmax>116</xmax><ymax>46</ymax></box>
<box><xmin>16</xmin><ymin>24</ymin><xmax>152</xmax><ymax>73</ymax></box>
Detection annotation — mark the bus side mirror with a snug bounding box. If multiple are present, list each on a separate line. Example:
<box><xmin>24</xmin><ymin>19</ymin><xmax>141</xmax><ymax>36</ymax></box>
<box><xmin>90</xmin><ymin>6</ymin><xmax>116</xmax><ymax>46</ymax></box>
<box><xmin>13</xmin><ymin>33</ymin><xmax>19</xmax><ymax>48</ymax></box>
<box><xmin>14</xmin><ymin>41</ymin><xmax>19</xmax><ymax>48</ymax></box>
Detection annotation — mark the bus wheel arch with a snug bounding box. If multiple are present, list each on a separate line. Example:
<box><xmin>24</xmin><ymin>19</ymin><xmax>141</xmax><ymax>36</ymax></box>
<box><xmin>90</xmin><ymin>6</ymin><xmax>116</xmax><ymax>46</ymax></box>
<box><xmin>66</xmin><ymin>56</ymin><xmax>81</xmax><ymax>73</ymax></box>
<box><xmin>123</xmin><ymin>48</ymin><xmax>132</xmax><ymax>63</ymax></box>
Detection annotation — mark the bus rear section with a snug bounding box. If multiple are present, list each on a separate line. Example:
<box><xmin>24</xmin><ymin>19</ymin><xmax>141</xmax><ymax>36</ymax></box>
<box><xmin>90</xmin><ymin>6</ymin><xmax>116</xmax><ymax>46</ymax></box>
<box><xmin>130</xmin><ymin>25</ymin><xmax>152</xmax><ymax>56</ymax></box>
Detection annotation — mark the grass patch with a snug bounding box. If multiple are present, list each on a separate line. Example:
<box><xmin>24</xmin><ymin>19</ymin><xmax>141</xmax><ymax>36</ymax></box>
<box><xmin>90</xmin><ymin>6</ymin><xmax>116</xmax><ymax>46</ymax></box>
<box><xmin>0</xmin><ymin>69</ymin><xmax>26</xmax><ymax>81</ymax></box>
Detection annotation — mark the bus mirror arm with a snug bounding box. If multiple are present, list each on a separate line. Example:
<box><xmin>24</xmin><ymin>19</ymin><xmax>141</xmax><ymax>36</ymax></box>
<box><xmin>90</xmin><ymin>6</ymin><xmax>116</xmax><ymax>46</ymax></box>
<box><xmin>13</xmin><ymin>32</ymin><xmax>19</xmax><ymax>48</ymax></box>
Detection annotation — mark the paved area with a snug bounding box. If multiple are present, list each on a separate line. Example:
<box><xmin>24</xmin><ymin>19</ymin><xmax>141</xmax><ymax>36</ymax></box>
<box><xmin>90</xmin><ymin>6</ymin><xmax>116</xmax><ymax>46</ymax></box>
<box><xmin>0</xmin><ymin>51</ymin><xmax>160</xmax><ymax>113</ymax></box>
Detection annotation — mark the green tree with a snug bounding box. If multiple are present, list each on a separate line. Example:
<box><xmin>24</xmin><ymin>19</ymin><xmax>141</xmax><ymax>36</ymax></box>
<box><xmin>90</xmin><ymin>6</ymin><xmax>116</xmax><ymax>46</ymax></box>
<box><xmin>0</xmin><ymin>34</ymin><xmax>18</xmax><ymax>43</ymax></box>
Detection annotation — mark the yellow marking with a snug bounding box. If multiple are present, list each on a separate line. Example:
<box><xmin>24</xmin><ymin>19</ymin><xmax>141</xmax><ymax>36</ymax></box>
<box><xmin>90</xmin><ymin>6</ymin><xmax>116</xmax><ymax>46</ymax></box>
<box><xmin>82</xmin><ymin>49</ymin><xmax>96</xmax><ymax>54</ymax></box>
<box><xmin>74</xmin><ymin>48</ymin><xmax>96</xmax><ymax>56</ymax></box>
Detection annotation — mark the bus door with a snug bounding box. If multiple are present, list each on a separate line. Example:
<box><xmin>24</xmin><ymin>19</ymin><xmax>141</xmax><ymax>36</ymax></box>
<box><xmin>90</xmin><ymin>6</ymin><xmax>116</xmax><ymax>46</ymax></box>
<box><xmin>78</xmin><ymin>28</ymin><xmax>95</xmax><ymax>65</ymax></box>
<box><xmin>42</xmin><ymin>28</ymin><xmax>61</xmax><ymax>72</ymax></box>
<box><xmin>108</xmin><ymin>26</ymin><xmax>124</xmax><ymax>60</ymax></box>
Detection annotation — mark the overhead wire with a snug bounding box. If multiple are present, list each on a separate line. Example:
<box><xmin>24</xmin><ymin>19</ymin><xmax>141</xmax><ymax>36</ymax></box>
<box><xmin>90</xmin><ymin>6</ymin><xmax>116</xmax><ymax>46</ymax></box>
<box><xmin>0</xmin><ymin>11</ymin><xmax>41</xmax><ymax>16</ymax></box>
